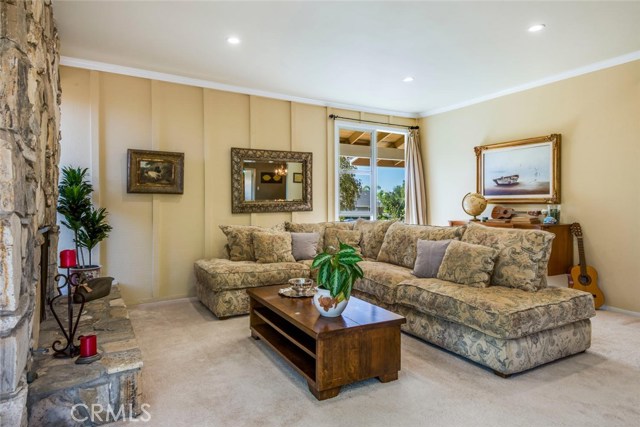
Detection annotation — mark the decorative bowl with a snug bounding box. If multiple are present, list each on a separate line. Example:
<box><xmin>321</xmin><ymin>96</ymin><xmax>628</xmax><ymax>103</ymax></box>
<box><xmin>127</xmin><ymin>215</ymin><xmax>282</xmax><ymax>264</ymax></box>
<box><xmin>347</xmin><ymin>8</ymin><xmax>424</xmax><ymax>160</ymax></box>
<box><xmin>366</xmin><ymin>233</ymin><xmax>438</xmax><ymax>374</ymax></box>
<box><xmin>288</xmin><ymin>278</ymin><xmax>313</xmax><ymax>294</ymax></box>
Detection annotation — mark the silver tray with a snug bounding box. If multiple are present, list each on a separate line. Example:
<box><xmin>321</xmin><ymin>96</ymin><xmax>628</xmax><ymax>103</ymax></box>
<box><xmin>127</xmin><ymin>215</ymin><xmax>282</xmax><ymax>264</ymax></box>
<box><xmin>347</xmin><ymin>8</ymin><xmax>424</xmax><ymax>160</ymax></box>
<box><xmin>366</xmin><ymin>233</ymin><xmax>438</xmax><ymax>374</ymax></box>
<box><xmin>278</xmin><ymin>286</ymin><xmax>316</xmax><ymax>298</ymax></box>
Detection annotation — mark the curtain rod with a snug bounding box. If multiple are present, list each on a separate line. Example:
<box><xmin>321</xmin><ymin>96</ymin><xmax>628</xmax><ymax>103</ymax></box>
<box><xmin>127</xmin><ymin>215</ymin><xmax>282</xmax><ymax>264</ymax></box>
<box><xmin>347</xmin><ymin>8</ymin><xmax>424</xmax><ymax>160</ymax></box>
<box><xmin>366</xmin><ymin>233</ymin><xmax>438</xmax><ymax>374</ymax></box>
<box><xmin>329</xmin><ymin>114</ymin><xmax>419</xmax><ymax>130</ymax></box>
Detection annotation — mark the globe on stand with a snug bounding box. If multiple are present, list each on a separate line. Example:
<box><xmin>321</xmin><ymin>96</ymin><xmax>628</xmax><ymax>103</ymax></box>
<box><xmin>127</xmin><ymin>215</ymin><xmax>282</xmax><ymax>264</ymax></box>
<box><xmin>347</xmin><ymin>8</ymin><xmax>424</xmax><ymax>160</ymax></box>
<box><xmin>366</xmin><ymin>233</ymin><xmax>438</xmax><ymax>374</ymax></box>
<box><xmin>462</xmin><ymin>192</ymin><xmax>488</xmax><ymax>220</ymax></box>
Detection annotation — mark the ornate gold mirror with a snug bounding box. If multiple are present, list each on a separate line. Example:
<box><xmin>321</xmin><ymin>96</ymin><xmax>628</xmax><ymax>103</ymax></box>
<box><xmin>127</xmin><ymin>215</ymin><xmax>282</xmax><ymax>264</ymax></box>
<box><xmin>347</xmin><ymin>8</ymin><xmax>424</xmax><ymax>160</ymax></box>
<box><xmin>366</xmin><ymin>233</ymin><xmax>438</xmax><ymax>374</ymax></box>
<box><xmin>231</xmin><ymin>148</ymin><xmax>312</xmax><ymax>213</ymax></box>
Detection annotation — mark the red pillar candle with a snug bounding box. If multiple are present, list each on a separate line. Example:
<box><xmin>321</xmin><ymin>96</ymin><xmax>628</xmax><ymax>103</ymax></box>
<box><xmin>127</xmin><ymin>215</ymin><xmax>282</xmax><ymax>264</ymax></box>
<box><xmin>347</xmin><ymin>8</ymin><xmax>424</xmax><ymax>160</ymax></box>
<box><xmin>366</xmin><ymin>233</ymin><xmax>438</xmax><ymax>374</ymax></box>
<box><xmin>60</xmin><ymin>249</ymin><xmax>77</xmax><ymax>268</ymax></box>
<box><xmin>79</xmin><ymin>335</ymin><xmax>97</xmax><ymax>357</ymax></box>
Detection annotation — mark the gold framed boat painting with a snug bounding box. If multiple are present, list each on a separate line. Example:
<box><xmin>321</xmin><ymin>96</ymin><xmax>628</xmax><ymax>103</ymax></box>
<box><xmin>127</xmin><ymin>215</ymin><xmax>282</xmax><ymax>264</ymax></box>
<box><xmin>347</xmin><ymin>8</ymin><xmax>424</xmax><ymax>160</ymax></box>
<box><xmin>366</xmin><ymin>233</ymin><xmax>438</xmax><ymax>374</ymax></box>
<box><xmin>474</xmin><ymin>134</ymin><xmax>560</xmax><ymax>204</ymax></box>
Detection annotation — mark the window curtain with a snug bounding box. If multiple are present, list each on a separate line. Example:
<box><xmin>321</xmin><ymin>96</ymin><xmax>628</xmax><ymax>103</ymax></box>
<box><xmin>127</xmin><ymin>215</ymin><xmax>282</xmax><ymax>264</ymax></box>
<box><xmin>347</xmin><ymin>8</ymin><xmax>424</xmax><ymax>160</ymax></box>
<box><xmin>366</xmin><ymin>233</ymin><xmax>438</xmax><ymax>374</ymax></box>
<box><xmin>405</xmin><ymin>129</ymin><xmax>427</xmax><ymax>225</ymax></box>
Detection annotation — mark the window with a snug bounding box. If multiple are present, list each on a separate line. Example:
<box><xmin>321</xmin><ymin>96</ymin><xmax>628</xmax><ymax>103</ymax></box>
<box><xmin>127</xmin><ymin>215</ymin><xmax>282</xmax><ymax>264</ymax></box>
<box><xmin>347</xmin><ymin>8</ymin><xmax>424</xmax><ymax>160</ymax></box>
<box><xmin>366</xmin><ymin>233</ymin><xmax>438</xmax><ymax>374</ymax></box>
<box><xmin>335</xmin><ymin>123</ymin><xmax>407</xmax><ymax>221</ymax></box>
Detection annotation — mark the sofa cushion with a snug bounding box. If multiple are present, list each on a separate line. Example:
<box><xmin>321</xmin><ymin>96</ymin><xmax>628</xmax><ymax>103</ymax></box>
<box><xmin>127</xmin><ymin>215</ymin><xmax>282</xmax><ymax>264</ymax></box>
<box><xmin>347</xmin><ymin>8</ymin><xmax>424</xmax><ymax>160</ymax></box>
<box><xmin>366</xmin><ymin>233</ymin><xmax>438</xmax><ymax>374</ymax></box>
<box><xmin>219</xmin><ymin>223</ymin><xmax>285</xmax><ymax>261</ymax></box>
<box><xmin>377</xmin><ymin>222</ymin><xmax>465</xmax><ymax>269</ymax></box>
<box><xmin>290</xmin><ymin>232</ymin><xmax>320</xmax><ymax>261</ymax></box>
<box><xmin>461</xmin><ymin>222</ymin><xmax>555</xmax><ymax>291</ymax></box>
<box><xmin>194</xmin><ymin>258</ymin><xmax>309</xmax><ymax>292</ymax></box>
<box><xmin>252</xmin><ymin>231</ymin><xmax>295</xmax><ymax>263</ymax></box>
<box><xmin>285</xmin><ymin>221</ymin><xmax>353</xmax><ymax>253</ymax></box>
<box><xmin>395</xmin><ymin>279</ymin><xmax>596</xmax><ymax>339</ymax></box>
<box><xmin>436</xmin><ymin>240</ymin><xmax>499</xmax><ymax>288</ymax></box>
<box><xmin>354</xmin><ymin>219</ymin><xmax>396</xmax><ymax>259</ymax></box>
<box><xmin>323</xmin><ymin>227</ymin><xmax>362</xmax><ymax>254</ymax></box>
<box><xmin>412</xmin><ymin>239</ymin><xmax>452</xmax><ymax>278</ymax></box>
<box><xmin>353</xmin><ymin>261</ymin><xmax>415</xmax><ymax>305</ymax></box>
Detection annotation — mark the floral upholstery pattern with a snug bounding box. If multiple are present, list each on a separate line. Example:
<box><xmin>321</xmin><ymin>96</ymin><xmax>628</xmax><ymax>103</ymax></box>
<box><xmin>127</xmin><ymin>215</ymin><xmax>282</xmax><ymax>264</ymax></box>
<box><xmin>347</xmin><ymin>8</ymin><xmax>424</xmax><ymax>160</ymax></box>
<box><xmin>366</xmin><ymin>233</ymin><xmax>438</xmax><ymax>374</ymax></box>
<box><xmin>354</xmin><ymin>219</ymin><xmax>396</xmax><ymax>259</ymax></box>
<box><xmin>395</xmin><ymin>278</ymin><xmax>595</xmax><ymax>339</ymax></box>
<box><xmin>377</xmin><ymin>222</ymin><xmax>465</xmax><ymax>269</ymax></box>
<box><xmin>219</xmin><ymin>223</ymin><xmax>285</xmax><ymax>261</ymax></box>
<box><xmin>195</xmin><ymin>285</ymin><xmax>250</xmax><ymax>318</ymax></box>
<box><xmin>461</xmin><ymin>222</ymin><xmax>554</xmax><ymax>291</ymax></box>
<box><xmin>351</xmin><ymin>289</ymin><xmax>396</xmax><ymax>312</ymax></box>
<box><xmin>252</xmin><ymin>231</ymin><xmax>296</xmax><ymax>263</ymax></box>
<box><xmin>194</xmin><ymin>259</ymin><xmax>309</xmax><ymax>292</ymax></box>
<box><xmin>353</xmin><ymin>261</ymin><xmax>415</xmax><ymax>305</ymax></box>
<box><xmin>323</xmin><ymin>228</ymin><xmax>362</xmax><ymax>254</ymax></box>
<box><xmin>399</xmin><ymin>307</ymin><xmax>592</xmax><ymax>375</ymax></box>
<box><xmin>437</xmin><ymin>240</ymin><xmax>498</xmax><ymax>288</ymax></box>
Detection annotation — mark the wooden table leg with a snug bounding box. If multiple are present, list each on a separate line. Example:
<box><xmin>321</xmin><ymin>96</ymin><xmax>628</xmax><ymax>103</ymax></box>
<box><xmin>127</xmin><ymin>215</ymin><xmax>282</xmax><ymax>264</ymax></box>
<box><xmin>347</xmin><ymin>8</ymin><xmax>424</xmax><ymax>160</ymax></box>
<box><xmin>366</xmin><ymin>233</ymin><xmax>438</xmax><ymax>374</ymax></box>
<box><xmin>308</xmin><ymin>382</ymin><xmax>341</xmax><ymax>401</ymax></box>
<box><xmin>377</xmin><ymin>372</ymin><xmax>398</xmax><ymax>383</ymax></box>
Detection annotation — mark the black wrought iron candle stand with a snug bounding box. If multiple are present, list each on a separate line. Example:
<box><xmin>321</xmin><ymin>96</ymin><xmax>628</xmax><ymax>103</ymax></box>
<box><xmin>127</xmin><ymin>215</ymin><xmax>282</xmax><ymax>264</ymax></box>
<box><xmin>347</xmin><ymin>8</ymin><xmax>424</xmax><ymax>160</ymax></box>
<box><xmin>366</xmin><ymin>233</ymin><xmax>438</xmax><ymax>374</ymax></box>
<box><xmin>48</xmin><ymin>268</ymin><xmax>86</xmax><ymax>358</ymax></box>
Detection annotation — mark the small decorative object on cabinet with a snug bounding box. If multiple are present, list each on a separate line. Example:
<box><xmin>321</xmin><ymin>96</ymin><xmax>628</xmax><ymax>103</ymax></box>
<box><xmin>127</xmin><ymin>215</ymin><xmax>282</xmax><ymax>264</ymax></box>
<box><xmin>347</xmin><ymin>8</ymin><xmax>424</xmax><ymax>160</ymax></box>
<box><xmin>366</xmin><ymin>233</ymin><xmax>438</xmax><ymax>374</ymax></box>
<box><xmin>461</xmin><ymin>192</ymin><xmax>487</xmax><ymax>220</ymax></box>
<box><xmin>311</xmin><ymin>242</ymin><xmax>363</xmax><ymax>317</ymax></box>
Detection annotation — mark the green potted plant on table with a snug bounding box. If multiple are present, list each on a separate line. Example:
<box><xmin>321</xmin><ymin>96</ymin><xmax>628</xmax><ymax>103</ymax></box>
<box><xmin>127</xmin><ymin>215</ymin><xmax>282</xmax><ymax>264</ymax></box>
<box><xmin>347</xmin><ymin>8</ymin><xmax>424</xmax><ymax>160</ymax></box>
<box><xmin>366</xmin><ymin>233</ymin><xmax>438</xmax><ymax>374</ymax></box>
<box><xmin>58</xmin><ymin>166</ymin><xmax>113</xmax><ymax>283</ymax></box>
<box><xmin>311</xmin><ymin>242</ymin><xmax>364</xmax><ymax>317</ymax></box>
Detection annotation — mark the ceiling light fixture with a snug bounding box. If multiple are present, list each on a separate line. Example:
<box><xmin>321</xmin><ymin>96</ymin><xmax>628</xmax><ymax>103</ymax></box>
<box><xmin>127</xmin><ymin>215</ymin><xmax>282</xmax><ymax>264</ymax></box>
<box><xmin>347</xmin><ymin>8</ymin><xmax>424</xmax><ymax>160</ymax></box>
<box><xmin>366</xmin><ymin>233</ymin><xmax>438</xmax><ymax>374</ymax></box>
<box><xmin>528</xmin><ymin>24</ymin><xmax>546</xmax><ymax>33</ymax></box>
<box><xmin>403</xmin><ymin>76</ymin><xmax>415</xmax><ymax>83</ymax></box>
<box><xmin>226</xmin><ymin>36</ymin><xmax>241</xmax><ymax>45</ymax></box>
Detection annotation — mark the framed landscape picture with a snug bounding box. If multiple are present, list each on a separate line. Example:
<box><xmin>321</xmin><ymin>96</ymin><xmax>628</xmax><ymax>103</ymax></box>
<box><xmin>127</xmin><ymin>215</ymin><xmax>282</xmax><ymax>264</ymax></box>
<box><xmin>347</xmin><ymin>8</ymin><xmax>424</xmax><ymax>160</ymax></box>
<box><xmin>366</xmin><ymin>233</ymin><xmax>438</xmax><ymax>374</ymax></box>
<box><xmin>293</xmin><ymin>172</ymin><xmax>303</xmax><ymax>183</ymax></box>
<box><xmin>475</xmin><ymin>134</ymin><xmax>560</xmax><ymax>204</ymax></box>
<box><xmin>127</xmin><ymin>149</ymin><xmax>185</xmax><ymax>194</ymax></box>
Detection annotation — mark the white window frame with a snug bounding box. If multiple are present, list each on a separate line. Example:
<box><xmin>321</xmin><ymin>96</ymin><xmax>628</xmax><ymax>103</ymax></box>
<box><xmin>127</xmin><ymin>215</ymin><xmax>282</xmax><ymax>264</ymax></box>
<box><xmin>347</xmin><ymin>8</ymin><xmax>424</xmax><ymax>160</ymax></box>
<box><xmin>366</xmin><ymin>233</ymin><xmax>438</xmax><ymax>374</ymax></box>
<box><xmin>334</xmin><ymin>121</ymin><xmax>408</xmax><ymax>220</ymax></box>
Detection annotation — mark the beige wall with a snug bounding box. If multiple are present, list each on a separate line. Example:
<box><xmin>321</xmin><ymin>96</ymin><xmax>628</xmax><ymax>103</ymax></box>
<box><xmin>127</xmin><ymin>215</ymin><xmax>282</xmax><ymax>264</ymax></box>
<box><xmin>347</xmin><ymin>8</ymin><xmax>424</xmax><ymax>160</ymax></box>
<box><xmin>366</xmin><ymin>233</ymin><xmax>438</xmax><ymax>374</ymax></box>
<box><xmin>420</xmin><ymin>60</ymin><xmax>640</xmax><ymax>312</ymax></box>
<box><xmin>60</xmin><ymin>66</ymin><xmax>416</xmax><ymax>304</ymax></box>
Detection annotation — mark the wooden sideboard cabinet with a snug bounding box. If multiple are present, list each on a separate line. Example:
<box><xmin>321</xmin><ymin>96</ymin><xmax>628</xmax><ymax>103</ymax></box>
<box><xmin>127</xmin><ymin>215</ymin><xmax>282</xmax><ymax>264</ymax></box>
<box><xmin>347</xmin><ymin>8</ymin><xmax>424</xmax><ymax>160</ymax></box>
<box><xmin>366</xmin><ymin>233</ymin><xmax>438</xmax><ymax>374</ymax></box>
<box><xmin>448</xmin><ymin>221</ymin><xmax>573</xmax><ymax>276</ymax></box>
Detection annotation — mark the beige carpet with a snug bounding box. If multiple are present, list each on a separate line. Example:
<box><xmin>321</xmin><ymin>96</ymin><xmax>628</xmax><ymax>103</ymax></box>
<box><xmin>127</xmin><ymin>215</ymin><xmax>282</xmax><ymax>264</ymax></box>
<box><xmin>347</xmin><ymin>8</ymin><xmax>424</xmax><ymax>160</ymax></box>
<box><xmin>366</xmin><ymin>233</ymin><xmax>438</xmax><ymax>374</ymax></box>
<box><xmin>115</xmin><ymin>298</ymin><xmax>640</xmax><ymax>427</ymax></box>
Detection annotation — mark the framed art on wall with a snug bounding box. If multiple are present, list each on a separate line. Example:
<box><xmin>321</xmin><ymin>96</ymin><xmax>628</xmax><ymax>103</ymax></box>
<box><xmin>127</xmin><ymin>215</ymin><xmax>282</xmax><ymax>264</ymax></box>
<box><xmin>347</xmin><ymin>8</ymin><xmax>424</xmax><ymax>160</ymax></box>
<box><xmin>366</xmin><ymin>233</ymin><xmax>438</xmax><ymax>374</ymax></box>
<box><xmin>127</xmin><ymin>149</ymin><xmax>185</xmax><ymax>194</ymax></box>
<box><xmin>474</xmin><ymin>134</ymin><xmax>560</xmax><ymax>204</ymax></box>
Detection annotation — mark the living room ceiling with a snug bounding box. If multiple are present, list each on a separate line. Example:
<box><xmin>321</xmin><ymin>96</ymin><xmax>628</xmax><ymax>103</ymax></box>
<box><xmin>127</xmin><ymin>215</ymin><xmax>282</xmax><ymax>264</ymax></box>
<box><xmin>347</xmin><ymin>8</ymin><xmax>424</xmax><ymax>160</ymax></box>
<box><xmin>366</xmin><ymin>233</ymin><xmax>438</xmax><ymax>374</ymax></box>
<box><xmin>54</xmin><ymin>1</ymin><xmax>640</xmax><ymax>116</ymax></box>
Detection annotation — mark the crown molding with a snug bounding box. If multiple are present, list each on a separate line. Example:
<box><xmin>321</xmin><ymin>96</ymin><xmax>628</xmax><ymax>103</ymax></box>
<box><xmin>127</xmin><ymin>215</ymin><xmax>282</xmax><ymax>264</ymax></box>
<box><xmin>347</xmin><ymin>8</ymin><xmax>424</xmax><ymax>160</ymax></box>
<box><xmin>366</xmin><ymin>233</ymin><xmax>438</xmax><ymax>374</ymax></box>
<box><xmin>59</xmin><ymin>56</ymin><xmax>419</xmax><ymax>119</ymax></box>
<box><xmin>419</xmin><ymin>49</ymin><xmax>640</xmax><ymax>117</ymax></box>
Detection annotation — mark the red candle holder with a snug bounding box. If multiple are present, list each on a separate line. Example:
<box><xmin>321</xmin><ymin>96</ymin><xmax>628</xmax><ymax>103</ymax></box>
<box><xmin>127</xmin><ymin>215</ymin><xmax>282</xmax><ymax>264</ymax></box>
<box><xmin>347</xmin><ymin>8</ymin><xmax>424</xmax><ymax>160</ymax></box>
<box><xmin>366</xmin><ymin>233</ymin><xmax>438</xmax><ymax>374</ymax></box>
<box><xmin>76</xmin><ymin>334</ymin><xmax>101</xmax><ymax>364</ymax></box>
<box><xmin>60</xmin><ymin>249</ymin><xmax>77</xmax><ymax>268</ymax></box>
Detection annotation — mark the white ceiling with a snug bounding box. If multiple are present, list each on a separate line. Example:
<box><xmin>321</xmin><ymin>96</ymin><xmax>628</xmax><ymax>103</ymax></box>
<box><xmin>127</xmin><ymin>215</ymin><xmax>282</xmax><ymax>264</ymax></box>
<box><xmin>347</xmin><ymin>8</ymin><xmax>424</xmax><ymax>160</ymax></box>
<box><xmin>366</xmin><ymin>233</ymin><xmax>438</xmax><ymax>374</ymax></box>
<box><xmin>54</xmin><ymin>1</ymin><xmax>640</xmax><ymax>116</ymax></box>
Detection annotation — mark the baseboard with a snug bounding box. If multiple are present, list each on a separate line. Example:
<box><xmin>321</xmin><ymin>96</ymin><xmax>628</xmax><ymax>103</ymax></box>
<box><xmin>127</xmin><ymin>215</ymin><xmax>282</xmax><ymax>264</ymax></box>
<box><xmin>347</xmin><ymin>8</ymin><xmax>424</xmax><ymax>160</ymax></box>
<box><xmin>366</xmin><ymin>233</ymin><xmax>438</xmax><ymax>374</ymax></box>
<box><xmin>600</xmin><ymin>305</ymin><xmax>640</xmax><ymax>317</ymax></box>
<box><xmin>130</xmin><ymin>295</ymin><xmax>198</xmax><ymax>307</ymax></box>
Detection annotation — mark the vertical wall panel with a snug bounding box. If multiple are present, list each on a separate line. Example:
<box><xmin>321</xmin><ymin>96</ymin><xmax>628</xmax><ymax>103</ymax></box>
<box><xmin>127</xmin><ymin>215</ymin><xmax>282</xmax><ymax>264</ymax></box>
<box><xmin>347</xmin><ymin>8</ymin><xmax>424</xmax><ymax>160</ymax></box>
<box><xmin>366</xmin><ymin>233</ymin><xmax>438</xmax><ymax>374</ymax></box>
<box><xmin>249</xmin><ymin>96</ymin><xmax>292</xmax><ymax>227</ymax></box>
<box><xmin>100</xmin><ymin>73</ymin><xmax>153</xmax><ymax>303</ymax></box>
<box><xmin>291</xmin><ymin>103</ymin><xmax>328</xmax><ymax>223</ymax></box>
<box><xmin>203</xmin><ymin>89</ymin><xmax>251</xmax><ymax>258</ymax></box>
<box><xmin>151</xmin><ymin>81</ymin><xmax>205</xmax><ymax>299</ymax></box>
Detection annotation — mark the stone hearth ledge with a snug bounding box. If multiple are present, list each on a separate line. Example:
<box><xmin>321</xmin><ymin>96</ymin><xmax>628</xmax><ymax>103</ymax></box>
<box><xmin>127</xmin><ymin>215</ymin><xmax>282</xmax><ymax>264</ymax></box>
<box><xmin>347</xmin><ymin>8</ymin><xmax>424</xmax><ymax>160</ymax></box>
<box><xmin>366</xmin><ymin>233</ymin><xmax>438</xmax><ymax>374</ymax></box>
<box><xmin>27</xmin><ymin>286</ymin><xmax>143</xmax><ymax>426</ymax></box>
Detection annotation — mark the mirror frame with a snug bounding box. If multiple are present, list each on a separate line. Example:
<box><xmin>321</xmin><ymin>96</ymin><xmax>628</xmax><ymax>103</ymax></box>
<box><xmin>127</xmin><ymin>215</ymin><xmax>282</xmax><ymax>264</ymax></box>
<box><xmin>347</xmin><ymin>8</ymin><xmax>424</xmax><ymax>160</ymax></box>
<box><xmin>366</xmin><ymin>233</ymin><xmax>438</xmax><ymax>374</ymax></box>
<box><xmin>231</xmin><ymin>147</ymin><xmax>313</xmax><ymax>213</ymax></box>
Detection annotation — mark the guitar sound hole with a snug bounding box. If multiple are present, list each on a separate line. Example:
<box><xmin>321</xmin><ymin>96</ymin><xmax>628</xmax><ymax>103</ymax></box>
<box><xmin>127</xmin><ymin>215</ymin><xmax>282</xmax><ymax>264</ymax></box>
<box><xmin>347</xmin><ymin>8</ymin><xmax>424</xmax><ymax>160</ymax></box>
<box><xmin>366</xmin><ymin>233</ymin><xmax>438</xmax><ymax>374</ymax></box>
<box><xmin>579</xmin><ymin>275</ymin><xmax>591</xmax><ymax>285</ymax></box>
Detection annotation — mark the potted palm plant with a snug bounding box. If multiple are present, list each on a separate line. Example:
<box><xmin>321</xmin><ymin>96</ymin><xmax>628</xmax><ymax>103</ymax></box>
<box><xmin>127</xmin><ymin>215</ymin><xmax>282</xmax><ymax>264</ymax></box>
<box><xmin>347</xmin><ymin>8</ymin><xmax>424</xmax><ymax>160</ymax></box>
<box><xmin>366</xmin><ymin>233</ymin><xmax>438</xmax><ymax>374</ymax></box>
<box><xmin>57</xmin><ymin>166</ymin><xmax>112</xmax><ymax>282</ymax></box>
<box><xmin>311</xmin><ymin>242</ymin><xmax>364</xmax><ymax>317</ymax></box>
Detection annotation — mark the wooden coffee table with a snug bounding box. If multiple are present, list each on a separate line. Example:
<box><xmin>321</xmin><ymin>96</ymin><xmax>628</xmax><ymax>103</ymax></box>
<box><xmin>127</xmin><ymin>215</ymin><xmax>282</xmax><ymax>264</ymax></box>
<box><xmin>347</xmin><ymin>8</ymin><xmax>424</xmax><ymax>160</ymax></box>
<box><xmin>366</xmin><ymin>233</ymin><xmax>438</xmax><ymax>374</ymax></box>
<box><xmin>247</xmin><ymin>285</ymin><xmax>406</xmax><ymax>400</ymax></box>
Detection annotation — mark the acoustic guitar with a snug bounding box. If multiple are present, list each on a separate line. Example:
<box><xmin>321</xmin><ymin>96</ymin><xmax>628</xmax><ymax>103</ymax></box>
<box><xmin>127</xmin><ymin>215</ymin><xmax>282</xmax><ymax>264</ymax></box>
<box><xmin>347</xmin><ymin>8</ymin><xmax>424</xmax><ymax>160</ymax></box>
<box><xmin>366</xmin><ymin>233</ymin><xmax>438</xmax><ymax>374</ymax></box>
<box><xmin>569</xmin><ymin>223</ymin><xmax>605</xmax><ymax>309</ymax></box>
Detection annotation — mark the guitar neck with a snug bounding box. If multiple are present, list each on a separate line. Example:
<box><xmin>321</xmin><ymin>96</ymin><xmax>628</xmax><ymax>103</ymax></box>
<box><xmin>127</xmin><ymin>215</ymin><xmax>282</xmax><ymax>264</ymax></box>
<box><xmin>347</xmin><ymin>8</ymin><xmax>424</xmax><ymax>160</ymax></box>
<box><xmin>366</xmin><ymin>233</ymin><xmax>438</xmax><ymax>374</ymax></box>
<box><xmin>577</xmin><ymin>236</ymin><xmax>588</xmax><ymax>276</ymax></box>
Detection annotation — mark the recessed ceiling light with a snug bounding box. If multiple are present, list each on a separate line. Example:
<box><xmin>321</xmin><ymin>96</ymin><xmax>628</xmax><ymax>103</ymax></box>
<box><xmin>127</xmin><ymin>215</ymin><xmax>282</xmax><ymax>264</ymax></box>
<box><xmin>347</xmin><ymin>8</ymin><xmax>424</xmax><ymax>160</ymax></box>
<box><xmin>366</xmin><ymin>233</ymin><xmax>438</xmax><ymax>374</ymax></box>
<box><xmin>403</xmin><ymin>76</ymin><xmax>415</xmax><ymax>83</ymax></box>
<box><xmin>226</xmin><ymin>36</ymin><xmax>241</xmax><ymax>45</ymax></box>
<box><xmin>528</xmin><ymin>24</ymin><xmax>546</xmax><ymax>33</ymax></box>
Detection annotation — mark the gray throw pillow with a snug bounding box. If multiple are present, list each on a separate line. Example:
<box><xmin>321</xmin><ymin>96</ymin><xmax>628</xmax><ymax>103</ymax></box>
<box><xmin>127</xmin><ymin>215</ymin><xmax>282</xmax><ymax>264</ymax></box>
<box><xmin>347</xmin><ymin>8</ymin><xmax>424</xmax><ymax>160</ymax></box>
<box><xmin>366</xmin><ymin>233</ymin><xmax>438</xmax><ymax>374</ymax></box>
<box><xmin>412</xmin><ymin>239</ymin><xmax>452</xmax><ymax>278</ymax></box>
<box><xmin>291</xmin><ymin>232</ymin><xmax>320</xmax><ymax>261</ymax></box>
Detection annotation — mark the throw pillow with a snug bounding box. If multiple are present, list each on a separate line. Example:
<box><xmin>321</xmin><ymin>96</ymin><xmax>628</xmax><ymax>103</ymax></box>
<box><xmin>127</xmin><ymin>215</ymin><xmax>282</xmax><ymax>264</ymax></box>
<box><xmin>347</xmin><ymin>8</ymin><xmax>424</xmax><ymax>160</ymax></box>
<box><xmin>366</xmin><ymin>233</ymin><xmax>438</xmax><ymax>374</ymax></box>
<box><xmin>219</xmin><ymin>223</ymin><xmax>285</xmax><ymax>261</ymax></box>
<box><xmin>377</xmin><ymin>222</ymin><xmax>466</xmax><ymax>269</ymax></box>
<box><xmin>285</xmin><ymin>221</ymin><xmax>354</xmax><ymax>253</ymax></box>
<box><xmin>412</xmin><ymin>239</ymin><xmax>452</xmax><ymax>278</ymax></box>
<box><xmin>354</xmin><ymin>219</ymin><xmax>396</xmax><ymax>259</ymax></box>
<box><xmin>290</xmin><ymin>232</ymin><xmax>320</xmax><ymax>261</ymax></box>
<box><xmin>252</xmin><ymin>231</ymin><xmax>296</xmax><ymax>264</ymax></box>
<box><xmin>436</xmin><ymin>240</ymin><xmax>499</xmax><ymax>288</ymax></box>
<box><xmin>323</xmin><ymin>227</ymin><xmax>362</xmax><ymax>254</ymax></box>
<box><xmin>461</xmin><ymin>222</ymin><xmax>555</xmax><ymax>291</ymax></box>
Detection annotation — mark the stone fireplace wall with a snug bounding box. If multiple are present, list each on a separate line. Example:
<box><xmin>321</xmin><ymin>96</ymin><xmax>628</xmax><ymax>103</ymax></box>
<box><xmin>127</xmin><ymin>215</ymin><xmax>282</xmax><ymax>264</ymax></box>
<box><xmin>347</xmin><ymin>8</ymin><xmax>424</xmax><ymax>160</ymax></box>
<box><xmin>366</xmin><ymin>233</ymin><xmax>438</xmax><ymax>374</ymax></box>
<box><xmin>0</xmin><ymin>1</ymin><xmax>61</xmax><ymax>426</ymax></box>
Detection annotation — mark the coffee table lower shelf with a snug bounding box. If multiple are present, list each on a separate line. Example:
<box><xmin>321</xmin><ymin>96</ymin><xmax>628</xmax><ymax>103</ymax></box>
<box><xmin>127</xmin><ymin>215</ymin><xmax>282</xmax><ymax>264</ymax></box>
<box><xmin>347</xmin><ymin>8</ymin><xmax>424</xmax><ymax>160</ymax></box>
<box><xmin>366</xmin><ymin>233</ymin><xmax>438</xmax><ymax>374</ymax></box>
<box><xmin>249</xmin><ymin>288</ymin><xmax>404</xmax><ymax>400</ymax></box>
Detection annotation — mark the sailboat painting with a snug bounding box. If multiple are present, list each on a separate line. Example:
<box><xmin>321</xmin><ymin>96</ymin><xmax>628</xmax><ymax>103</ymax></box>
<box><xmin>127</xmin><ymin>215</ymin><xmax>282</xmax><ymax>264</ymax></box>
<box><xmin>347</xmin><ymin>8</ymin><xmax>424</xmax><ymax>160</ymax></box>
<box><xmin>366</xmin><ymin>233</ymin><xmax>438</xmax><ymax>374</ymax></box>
<box><xmin>475</xmin><ymin>135</ymin><xmax>560</xmax><ymax>204</ymax></box>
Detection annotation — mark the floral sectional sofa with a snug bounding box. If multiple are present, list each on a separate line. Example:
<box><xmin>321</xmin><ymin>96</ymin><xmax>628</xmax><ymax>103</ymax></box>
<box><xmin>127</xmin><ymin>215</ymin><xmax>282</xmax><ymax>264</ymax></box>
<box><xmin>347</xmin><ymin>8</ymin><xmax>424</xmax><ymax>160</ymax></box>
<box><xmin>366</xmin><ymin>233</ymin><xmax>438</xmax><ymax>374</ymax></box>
<box><xmin>194</xmin><ymin>220</ymin><xmax>595</xmax><ymax>376</ymax></box>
